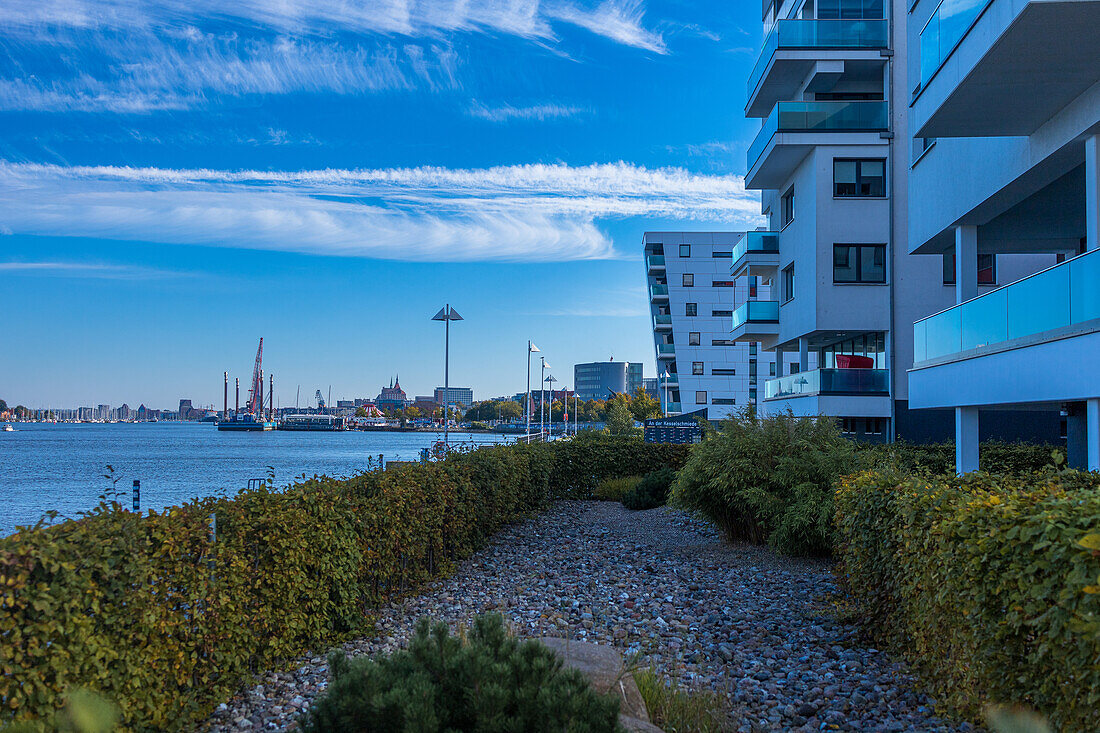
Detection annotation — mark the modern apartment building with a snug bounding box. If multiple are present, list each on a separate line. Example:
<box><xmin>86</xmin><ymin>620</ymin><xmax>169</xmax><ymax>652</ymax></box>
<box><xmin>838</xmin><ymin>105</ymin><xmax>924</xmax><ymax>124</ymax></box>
<box><xmin>644</xmin><ymin>231</ymin><xmax>791</xmax><ymax>418</ymax></box>
<box><xmin>740</xmin><ymin>0</ymin><xmax>1055</xmax><ymax>441</ymax></box>
<box><xmin>573</xmin><ymin>361</ymin><xmax>643</xmax><ymax>401</ymax></box>
<box><xmin>904</xmin><ymin>0</ymin><xmax>1100</xmax><ymax>469</ymax></box>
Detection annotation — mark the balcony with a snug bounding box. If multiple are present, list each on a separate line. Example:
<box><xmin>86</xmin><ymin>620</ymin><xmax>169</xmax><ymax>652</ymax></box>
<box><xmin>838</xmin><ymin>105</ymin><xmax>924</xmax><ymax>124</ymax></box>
<box><xmin>914</xmin><ymin>0</ymin><xmax>1100</xmax><ymax>138</ymax></box>
<box><xmin>914</xmin><ymin>248</ymin><xmax>1100</xmax><ymax>364</ymax></box>
<box><xmin>730</xmin><ymin>300</ymin><xmax>780</xmax><ymax>344</ymax></box>
<box><xmin>764</xmin><ymin>368</ymin><xmax>889</xmax><ymax>400</ymax></box>
<box><xmin>653</xmin><ymin>313</ymin><xmax>672</xmax><ymax>331</ymax></box>
<box><xmin>731</xmin><ymin>231</ymin><xmax>780</xmax><ymax>278</ymax></box>
<box><xmin>664</xmin><ymin>402</ymin><xmax>682</xmax><ymax>414</ymax></box>
<box><xmin>649</xmin><ymin>283</ymin><xmax>669</xmax><ymax>302</ymax></box>
<box><xmin>747</xmin><ymin>19</ymin><xmax>889</xmax><ymax>117</ymax></box>
<box><xmin>660</xmin><ymin>372</ymin><xmax>679</xmax><ymax>384</ymax></box>
<box><xmin>656</xmin><ymin>343</ymin><xmax>676</xmax><ymax>360</ymax></box>
<box><xmin>646</xmin><ymin>255</ymin><xmax>666</xmax><ymax>273</ymax></box>
<box><xmin>746</xmin><ymin>101</ymin><xmax>889</xmax><ymax>189</ymax></box>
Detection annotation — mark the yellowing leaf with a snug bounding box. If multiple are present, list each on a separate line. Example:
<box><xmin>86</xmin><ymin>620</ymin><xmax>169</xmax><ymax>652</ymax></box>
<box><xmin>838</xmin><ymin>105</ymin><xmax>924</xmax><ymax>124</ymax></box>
<box><xmin>1082</xmin><ymin>585</ymin><xmax>1100</xmax><ymax>594</ymax></box>
<box><xmin>1077</xmin><ymin>533</ymin><xmax>1100</xmax><ymax>550</ymax></box>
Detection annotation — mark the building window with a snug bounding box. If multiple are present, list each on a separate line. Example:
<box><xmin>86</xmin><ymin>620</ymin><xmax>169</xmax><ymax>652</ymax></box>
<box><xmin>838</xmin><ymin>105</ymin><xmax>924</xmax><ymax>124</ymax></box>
<box><xmin>712</xmin><ymin>398</ymin><xmax>737</xmax><ymax>405</ymax></box>
<box><xmin>695</xmin><ymin>391</ymin><xmax>707</xmax><ymax>404</ymax></box>
<box><xmin>833</xmin><ymin>244</ymin><xmax>887</xmax><ymax>283</ymax></box>
<box><xmin>685</xmin><ymin>302</ymin><xmax>697</xmax><ymax>317</ymax></box>
<box><xmin>679</xmin><ymin>244</ymin><xmax>691</xmax><ymax>257</ymax></box>
<box><xmin>781</xmin><ymin>187</ymin><xmax>794</xmax><ymax>228</ymax></box>
<box><xmin>712</xmin><ymin>280</ymin><xmax>735</xmax><ymax>287</ymax></box>
<box><xmin>943</xmin><ymin>253</ymin><xmax>997</xmax><ymax>285</ymax></box>
<box><xmin>834</xmin><ymin>159</ymin><xmax>886</xmax><ymax>197</ymax></box>
<box><xmin>689</xmin><ymin>332</ymin><xmax>701</xmax><ymax>346</ymax></box>
<box><xmin>790</xmin><ymin>362</ymin><xmax>800</xmax><ymax>374</ymax></box>
<box><xmin>692</xmin><ymin>362</ymin><xmax>704</xmax><ymax>375</ymax></box>
<box><xmin>749</xmin><ymin>360</ymin><xmax>757</xmax><ymax>377</ymax></box>
<box><xmin>817</xmin><ymin>0</ymin><xmax>885</xmax><ymax>20</ymax></box>
<box><xmin>782</xmin><ymin>264</ymin><xmax>794</xmax><ymax>303</ymax></box>
<box><xmin>682</xmin><ymin>273</ymin><xmax>694</xmax><ymax>287</ymax></box>
<box><xmin>749</xmin><ymin>342</ymin><xmax>758</xmax><ymax>356</ymax></box>
<box><xmin>769</xmin><ymin>362</ymin><xmax>776</xmax><ymax>376</ymax></box>
<box><xmin>712</xmin><ymin>310</ymin><xmax>732</xmax><ymax>317</ymax></box>
<box><xmin>749</xmin><ymin>276</ymin><xmax>758</xmax><ymax>298</ymax></box>
<box><xmin>711</xmin><ymin>339</ymin><xmax>736</xmax><ymax>346</ymax></box>
<box><xmin>712</xmin><ymin>368</ymin><xmax>736</xmax><ymax>375</ymax></box>
<box><xmin>712</xmin><ymin>250</ymin><xmax>732</xmax><ymax>258</ymax></box>
<box><xmin>749</xmin><ymin>388</ymin><xmax>757</xmax><ymax>402</ymax></box>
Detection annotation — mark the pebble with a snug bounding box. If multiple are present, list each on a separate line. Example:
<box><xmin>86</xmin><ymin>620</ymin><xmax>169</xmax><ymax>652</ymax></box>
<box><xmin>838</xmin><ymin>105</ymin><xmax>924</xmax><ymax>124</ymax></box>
<box><xmin>202</xmin><ymin>501</ymin><xmax>969</xmax><ymax>732</ymax></box>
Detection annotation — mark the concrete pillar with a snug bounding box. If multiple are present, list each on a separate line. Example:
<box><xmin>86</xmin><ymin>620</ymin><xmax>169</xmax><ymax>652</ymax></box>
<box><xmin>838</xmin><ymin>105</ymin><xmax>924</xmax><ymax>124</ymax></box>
<box><xmin>798</xmin><ymin>337</ymin><xmax>809</xmax><ymax>374</ymax></box>
<box><xmin>1088</xmin><ymin>398</ymin><xmax>1100</xmax><ymax>471</ymax></box>
<box><xmin>955</xmin><ymin>225</ymin><xmax>978</xmax><ymax>304</ymax></box>
<box><xmin>1087</xmin><ymin>134</ymin><xmax>1099</xmax><ymax>252</ymax></box>
<box><xmin>955</xmin><ymin>406</ymin><xmax>979</xmax><ymax>474</ymax></box>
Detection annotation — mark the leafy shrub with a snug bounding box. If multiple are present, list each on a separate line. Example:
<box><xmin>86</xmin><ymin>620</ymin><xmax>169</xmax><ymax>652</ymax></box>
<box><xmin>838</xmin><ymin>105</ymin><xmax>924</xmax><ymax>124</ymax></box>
<box><xmin>302</xmin><ymin>614</ymin><xmax>621</xmax><ymax>732</ymax></box>
<box><xmin>621</xmin><ymin>467</ymin><xmax>676</xmax><ymax>511</ymax></box>
<box><xmin>834</xmin><ymin>469</ymin><xmax>1100</xmax><ymax>731</ymax></box>
<box><xmin>671</xmin><ymin>411</ymin><xmax>852</xmax><ymax>555</ymax></box>
<box><xmin>634</xmin><ymin>669</ymin><xmax>725</xmax><ymax>733</ymax></box>
<box><xmin>606</xmin><ymin>400</ymin><xmax>639</xmax><ymax>436</ymax></box>
<box><xmin>594</xmin><ymin>476</ymin><xmax>641</xmax><ymax>502</ymax></box>
<box><xmin>0</xmin><ymin>435</ymin><xmax>683</xmax><ymax>730</ymax></box>
<box><xmin>545</xmin><ymin>433</ymin><xmax>692</xmax><ymax>499</ymax></box>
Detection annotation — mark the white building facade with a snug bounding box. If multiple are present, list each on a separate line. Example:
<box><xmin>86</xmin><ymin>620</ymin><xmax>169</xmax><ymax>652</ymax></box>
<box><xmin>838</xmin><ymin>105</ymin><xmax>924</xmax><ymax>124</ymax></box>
<box><xmin>644</xmin><ymin>231</ymin><xmax>792</xmax><ymax>418</ymax></box>
<box><xmin>904</xmin><ymin>0</ymin><xmax>1100</xmax><ymax>470</ymax></box>
<box><xmin>741</xmin><ymin>0</ymin><xmax>1058</xmax><ymax>442</ymax></box>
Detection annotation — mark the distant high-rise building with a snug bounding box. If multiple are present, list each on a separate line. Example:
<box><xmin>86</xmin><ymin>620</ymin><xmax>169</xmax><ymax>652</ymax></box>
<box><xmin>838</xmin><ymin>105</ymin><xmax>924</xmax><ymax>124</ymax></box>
<box><xmin>434</xmin><ymin>386</ymin><xmax>474</xmax><ymax>409</ymax></box>
<box><xmin>97</xmin><ymin>404</ymin><xmax>110</xmax><ymax>421</ymax></box>
<box><xmin>573</xmin><ymin>360</ymin><xmax>644</xmax><ymax>402</ymax></box>
<box><xmin>178</xmin><ymin>399</ymin><xmax>193</xmax><ymax>419</ymax></box>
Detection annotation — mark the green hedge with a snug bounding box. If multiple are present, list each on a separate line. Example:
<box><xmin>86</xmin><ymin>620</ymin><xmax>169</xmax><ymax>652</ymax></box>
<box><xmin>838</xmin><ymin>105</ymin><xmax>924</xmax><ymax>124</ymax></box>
<box><xmin>857</xmin><ymin>441</ymin><xmax>1061</xmax><ymax>475</ymax></box>
<box><xmin>0</xmin><ymin>436</ymin><xmax>676</xmax><ymax>731</ymax></box>
<box><xmin>834</xmin><ymin>469</ymin><xmax>1100</xmax><ymax>731</ymax></box>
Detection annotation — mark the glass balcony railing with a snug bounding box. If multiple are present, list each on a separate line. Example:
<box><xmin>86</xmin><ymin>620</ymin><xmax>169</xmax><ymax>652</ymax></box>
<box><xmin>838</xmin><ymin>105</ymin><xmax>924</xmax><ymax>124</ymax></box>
<box><xmin>732</xmin><ymin>231</ymin><xmax>780</xmax><ymax>264</ymax></box>
<box><xmin>919</xmin><ymin>0</ymin><xmax>993</xmax><ymax>89</ymax></box>
<box><xmin>748</xmin><ymin>100</ymin><xmax>889</xmax><ymax>172</ymax></box>
<box><xmin>914</xmin><ymin>248</ymin><xmax>1100</xmax><ymax>363</ymax></box>
<box><xmin>665</xmin><ymin>402</ymin><xmax>682</xmax><ymax>413</ymax></box>
<box><xmin>732</xmin><ymin>300</ymin><xmax>780</xmax><ymax>330</ymax></box>
<box><xmin>748</xmin><ymin>19</ymin><xmax>889</xmax><ymax>98</ymax></box>
<box><xmin>647</xmin><ymin>255</ymin><xmax>666</xmax><ymax>269</ymax></box>
<box><xmin>765</xmin><ymin>368</ymin><xmax>890</xmax><ymax>400</ymax></box>
<box><xmin>649</xmin><ymin>284</ymin><xmax>668</xmax><ymax>299</ymax></box>
<box><xmin>657</xmin><ymin>344</ymin><xmax>676</xmax><ymax>355</ymax></box>
<box><xmin>660</xmin><ymin>373</ymin><xmax>679</xmax><ymax>384</ymax></box>
<box><xmin>653</xmin><ymin>314</ymin><xmax>672</xmax><ymax>327</ymax></box>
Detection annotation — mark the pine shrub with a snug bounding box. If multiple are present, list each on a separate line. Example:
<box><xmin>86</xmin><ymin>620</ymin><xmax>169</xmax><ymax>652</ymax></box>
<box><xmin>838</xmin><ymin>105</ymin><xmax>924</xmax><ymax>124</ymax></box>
<box><xmin>621</xmin><ymin>467</ymin><xmax>676</xmax><ymax>511</ymax></box>
<box><xmin>301</xmin><ymin>614</ymin><xmax>622</xmax><ymax>732</ymax></box>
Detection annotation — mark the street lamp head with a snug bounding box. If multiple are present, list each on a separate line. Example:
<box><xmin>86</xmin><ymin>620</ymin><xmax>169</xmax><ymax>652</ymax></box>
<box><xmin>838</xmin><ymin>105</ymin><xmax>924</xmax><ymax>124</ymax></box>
<box><xmin>431</xmin><ymin>305</ymin><xmax>463</xmax><ymax>321</ymax></box>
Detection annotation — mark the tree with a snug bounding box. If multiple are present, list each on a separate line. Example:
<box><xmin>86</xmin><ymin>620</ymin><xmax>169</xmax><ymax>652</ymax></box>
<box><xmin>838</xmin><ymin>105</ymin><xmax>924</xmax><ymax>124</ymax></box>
<box><xmin>606</xmin><ymin>399</ymin><xmax>637</xmax><ymax>436</ymax></box>
<box><xmin>629</xmin><ymin>388</ymin><xmax>661</xmax><ymax>420</ymax></box>
<box><xmin>405</xmin><ymin>406</ymin><xmax>421</xmax><ymax>419</ymax></box>
<box><xmin>0</xmin><ymin>398</ymin><xmax>7</xmax><ymax>413</ymax></box>
<box><xmin>354</xmin><ymin>406</ymin><xmax>368</xmax><ymax>418</ymax></box>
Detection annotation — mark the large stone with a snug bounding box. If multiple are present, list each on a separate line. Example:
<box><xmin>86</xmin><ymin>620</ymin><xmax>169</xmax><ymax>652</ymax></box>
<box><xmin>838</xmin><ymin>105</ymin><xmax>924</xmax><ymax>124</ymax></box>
<box><xmin>538</xmin><ymin>637</ymin><xmax>653</xmax><ymax>725</ymax></box>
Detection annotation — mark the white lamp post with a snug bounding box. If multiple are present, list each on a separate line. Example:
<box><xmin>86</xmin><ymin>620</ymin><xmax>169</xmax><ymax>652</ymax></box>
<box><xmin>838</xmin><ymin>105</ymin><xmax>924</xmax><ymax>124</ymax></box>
<box><xmin>526</xmin><ymin>341</ymin><xmax>539</xmax><ymax>442</ymax></box>
<box><xmin>540</xmin><ymin>357</ymin><xmax>551</xmax><ymax>438</ymax></box>
<box><xmin>431</xmin><ymin>304</ymin><xmax>463</xmax><ymax>450</ymax></box>
<box><xmin>545</xmin><ymin>374</ymin><xmax>558</xmax><ymax>437</ymax></box>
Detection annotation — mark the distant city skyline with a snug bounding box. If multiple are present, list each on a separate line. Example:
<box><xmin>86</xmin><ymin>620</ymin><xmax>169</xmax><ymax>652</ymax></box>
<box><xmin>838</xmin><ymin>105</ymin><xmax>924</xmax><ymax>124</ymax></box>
<box><xmin>1</xmin><ymin>1</ymin><xmax>766</xmax><ymax>407</ymax></box>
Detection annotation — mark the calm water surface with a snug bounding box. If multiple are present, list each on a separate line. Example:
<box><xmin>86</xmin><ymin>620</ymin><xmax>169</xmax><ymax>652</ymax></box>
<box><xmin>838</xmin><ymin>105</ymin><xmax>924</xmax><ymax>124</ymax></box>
<box><xmin>0</xmin><ymin>422</ymin><xmax>509</xmax><ymax>535</ymax></box>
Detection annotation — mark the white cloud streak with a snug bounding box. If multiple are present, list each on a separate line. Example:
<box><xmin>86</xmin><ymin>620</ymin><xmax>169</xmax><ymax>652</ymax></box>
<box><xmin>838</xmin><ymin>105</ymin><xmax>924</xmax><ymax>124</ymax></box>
<box><xmin>467</xmin><ymin>101</ymin><xmax>584</xmax><ymax>122</ymax></box>
<box><xmin>0</xmin><ymin>161</ymin><xmax>763</xmax><ymax>262</ymax></box>
<box><xmin>0</xmin><ymin>0</ymin><xmax>667</xmax><ymax>113</ymax></box>
<box><xmin>0</xmin><ymin>261</ymin><xmax>186</xmax><ymax>279</ymax></box>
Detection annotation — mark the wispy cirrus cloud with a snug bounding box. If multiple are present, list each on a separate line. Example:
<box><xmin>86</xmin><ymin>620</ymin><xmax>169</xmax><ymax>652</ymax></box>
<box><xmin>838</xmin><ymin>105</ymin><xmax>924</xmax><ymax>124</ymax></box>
<box><xmin>466</xmin><ymin>101</ymin><xmax>585</xmax><ymax>122</ymax></box>
<box><xmin>0</xmin><ymin>261</ymin><xmax>187</xmax><ymax>280</ymax></box>
<box><xmin>0</xmin><ymin>0</ymin><xmax>666</xmax><ymax>113</ymax></box>
<box><xmin>0</xmin><ymin>161</ymin><xmax>763</xmax><ymax>262</ymax></box>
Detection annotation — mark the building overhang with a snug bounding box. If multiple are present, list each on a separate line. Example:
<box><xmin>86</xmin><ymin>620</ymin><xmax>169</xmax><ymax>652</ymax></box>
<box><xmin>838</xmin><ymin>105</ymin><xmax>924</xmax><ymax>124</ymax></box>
<box><xmin>914</xmin><ymin>1</ymin><xmax>1100</xmax><ymax>139</ymax></box>
<box><xmin>746</xmin><ymin>132</ymin><xmax>887</xmax><ymax>190</ymax></box>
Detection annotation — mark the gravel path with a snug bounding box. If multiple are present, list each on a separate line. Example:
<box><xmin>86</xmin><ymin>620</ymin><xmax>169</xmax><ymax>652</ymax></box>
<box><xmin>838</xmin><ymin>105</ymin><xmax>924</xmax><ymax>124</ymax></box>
<box><xmin>204</xmin><ymin>502</ymin><xmax>972</xmax><ymax>732</ymax></box>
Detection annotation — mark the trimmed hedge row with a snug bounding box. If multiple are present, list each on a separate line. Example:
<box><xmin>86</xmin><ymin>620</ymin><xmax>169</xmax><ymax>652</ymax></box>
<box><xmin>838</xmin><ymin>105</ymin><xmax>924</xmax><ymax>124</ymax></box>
<box><xmin>0</xmin><ymin>436</ymin><xmax>680</xmax><ymax>730</ymax></box>
<box><xmin>857</xmin><ymin>441</ymin><xmax>1061</xmax><ymax>475</ymax></box>
<box><xmin>835</xmin><ymin>469</ymin><xmax>1100</xmax><ymax>731</ymax></box>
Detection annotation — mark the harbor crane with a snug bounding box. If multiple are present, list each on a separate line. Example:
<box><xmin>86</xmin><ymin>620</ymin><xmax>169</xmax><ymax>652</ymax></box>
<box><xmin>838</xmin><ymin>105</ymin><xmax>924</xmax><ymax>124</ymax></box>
<box><xmin>315</xmin><ymin>389</ymin><xmax>325</xmax><ymax>410</ymax></box>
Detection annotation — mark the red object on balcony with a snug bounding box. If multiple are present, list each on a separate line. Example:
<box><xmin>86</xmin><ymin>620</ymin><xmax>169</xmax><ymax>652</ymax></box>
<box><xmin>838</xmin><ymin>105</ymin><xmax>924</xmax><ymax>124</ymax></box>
<box><xmin>835</xmin><ymin>354</ymin><xmax>874</xmax><ymax>369</ymax></box>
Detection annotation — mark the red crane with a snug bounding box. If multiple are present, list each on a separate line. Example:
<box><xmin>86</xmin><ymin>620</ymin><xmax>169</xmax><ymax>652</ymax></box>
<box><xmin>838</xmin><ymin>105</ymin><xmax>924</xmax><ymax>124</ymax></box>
<box><xmin>245</xmin><ymin>338</ymin><xmax>263</xmax><ymax>416</ymax></box>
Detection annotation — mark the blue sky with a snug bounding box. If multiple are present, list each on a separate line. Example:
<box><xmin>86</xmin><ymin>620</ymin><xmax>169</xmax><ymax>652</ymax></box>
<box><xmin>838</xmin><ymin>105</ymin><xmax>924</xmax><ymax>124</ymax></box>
<box><xmin>0</xmin><ymin>0</ymin><xmax>765</xmax><ymax>409</ymax></box>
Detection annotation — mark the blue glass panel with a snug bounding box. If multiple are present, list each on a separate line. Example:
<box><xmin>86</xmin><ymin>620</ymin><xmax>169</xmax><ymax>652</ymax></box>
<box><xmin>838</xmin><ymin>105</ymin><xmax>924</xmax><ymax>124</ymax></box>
<box><xmin>960</xmin><ymin>287</ymin><xmax>1006</xmax><ymax>351</ymax></box>
<box><xmin>923</xmin><ymin>307</ymin><xmax>961</xmax><ymax>360</ymax></box>
<box><xmin>1006</xmin><ymin>265</ymin><xmax>1070</xmax><ymax>340</ymax></box>
<box><xmin>913</xmin><ymin>319</ymin><xmax>927</xmax><ymax>363</ymax></box>
<box><xmin>1071</xmin><ymin>250</ymin><xmax>1100</xmax><ymax>323</ymax></box>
